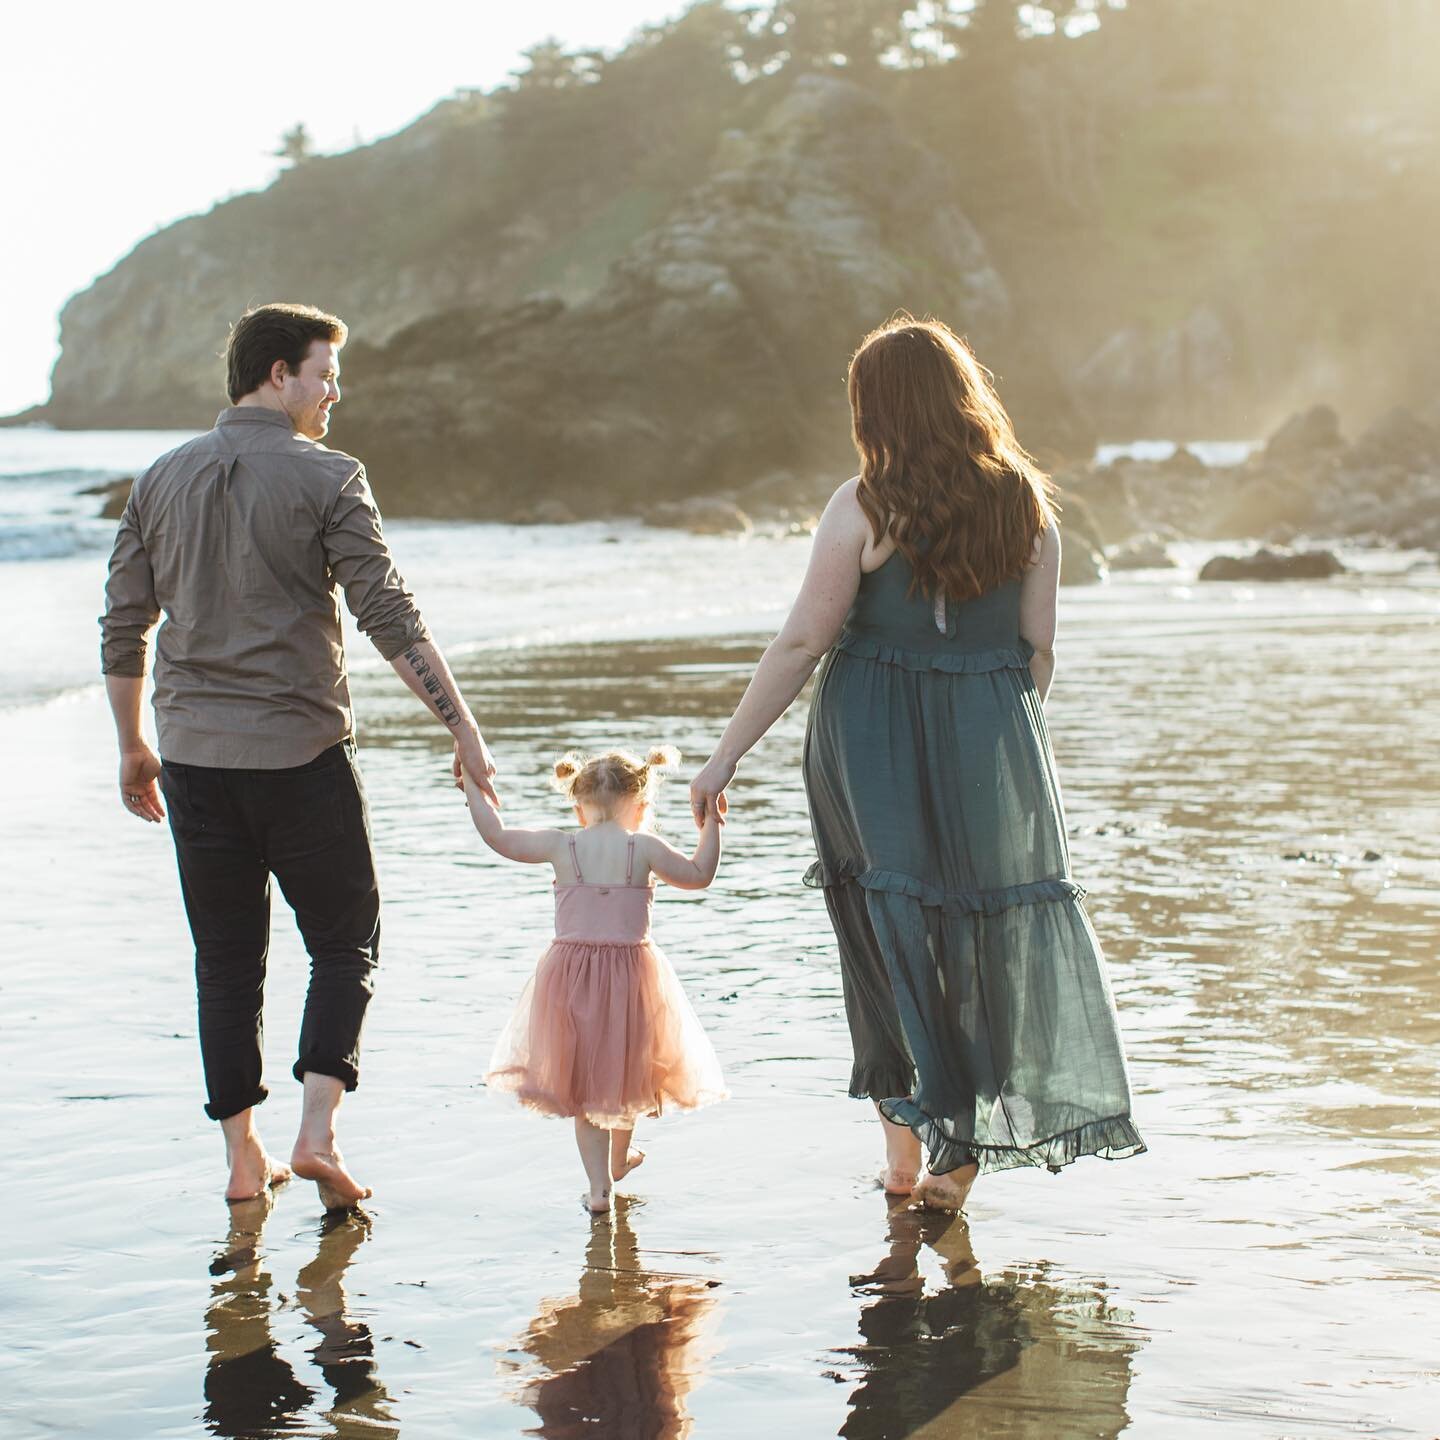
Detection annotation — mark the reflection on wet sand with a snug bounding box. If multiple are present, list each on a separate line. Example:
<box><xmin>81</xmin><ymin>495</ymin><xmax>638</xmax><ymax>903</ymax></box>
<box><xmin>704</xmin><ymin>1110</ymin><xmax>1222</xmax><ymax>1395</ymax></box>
<box><xmin>836</xmin><ymin>1198</ymin><xmax>1139</xmax><ymax>1440</ymax></box>
<box><xmin>205</xmin><ymin>1198</ymin><xmax>396</xmax><ymax>1440</ymax></box>
<box><xmin>506</xmin><ymin>1196</ymin><xmax>720</xmax><ymax>1439</ymax></box>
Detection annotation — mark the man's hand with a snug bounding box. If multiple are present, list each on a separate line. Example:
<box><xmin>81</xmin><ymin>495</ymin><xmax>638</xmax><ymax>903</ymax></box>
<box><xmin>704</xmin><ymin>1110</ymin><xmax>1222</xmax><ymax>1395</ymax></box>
<box><xmin>453</xmin><ymin>728</ymin><xmax>500</xmax><ymax>807</ymax></box>
<box><xmin>119</xmin><ymin>744</ymin><xmax>165</xmax><ymax>823</ymax></box>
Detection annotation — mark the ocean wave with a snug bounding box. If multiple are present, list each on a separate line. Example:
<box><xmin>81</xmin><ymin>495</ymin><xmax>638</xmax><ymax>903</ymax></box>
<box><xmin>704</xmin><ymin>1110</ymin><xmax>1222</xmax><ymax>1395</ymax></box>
<box><xmin>0</xmin><ymin>467</ymin><xmax>127</xmax><ymax>486</ymax></box>
<box><xmin>0</xmin><ymin>521</ymin><xmax>113</xmax><ymax>563</ymax></box>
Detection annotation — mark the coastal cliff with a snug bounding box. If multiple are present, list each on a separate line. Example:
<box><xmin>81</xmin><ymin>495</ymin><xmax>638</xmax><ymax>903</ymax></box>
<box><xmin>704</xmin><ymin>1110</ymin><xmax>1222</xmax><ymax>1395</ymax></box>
<box><xmin>20</xmin><ymin>0</ymin><xmax>1440</xmax><ymax>522</ymax></box>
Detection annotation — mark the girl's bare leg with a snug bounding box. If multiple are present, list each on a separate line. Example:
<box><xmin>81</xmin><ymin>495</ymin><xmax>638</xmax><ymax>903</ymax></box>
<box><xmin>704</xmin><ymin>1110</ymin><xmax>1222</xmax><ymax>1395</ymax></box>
<box><xmin>875</xmin><ymin>1102</ymin><xmax>922</xmax><ymax>1195</ymax></box>
<box><xmin>575</xmin><ymin>1117</ymin><xmax>613</xmax><ymax>1213</ymax></box>
<box><xmin>609</xmin><ymin>1125</ymin><xmax>645</xmax><ymax>1182</ymax></box>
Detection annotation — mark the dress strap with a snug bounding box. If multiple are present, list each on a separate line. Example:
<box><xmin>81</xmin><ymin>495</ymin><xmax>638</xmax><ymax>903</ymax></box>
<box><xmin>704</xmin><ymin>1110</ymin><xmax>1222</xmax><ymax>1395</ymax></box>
<box><xmin>625</xmin><ymin>835</ymin><xmax>636</xmax><ymax>886</ymax></box>
<box><xmin>567</xmin><ymin>833</ymin><xmax>585</xmax><ymax>884</ymax></box>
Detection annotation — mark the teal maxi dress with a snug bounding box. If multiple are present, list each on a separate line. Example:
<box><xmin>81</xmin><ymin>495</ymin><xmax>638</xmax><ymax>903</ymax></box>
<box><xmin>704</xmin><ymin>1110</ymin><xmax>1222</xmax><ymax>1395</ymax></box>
<box><xmin>802</xmin><ymin>551</ymin><xmax>1145</xmax><ymax>1176</ymax></box>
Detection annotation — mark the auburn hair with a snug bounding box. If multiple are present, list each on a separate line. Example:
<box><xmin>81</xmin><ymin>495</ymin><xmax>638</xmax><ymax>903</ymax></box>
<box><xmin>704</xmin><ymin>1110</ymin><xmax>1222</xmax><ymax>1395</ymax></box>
<box><xmin>552</xmin><ymin>746</ymin><xmax>680</xmax><ymax>815</ymax></box>
<box><xmin>848</xmin><ymin>316</ymin><xmax>1056</xmax><ymax>601</ymax></box>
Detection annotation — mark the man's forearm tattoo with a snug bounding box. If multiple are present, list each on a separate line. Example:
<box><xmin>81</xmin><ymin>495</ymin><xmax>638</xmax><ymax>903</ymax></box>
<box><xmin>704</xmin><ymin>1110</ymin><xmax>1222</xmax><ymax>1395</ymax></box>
<box><xmin>402</xmin><ymin>645</ymin><xmax>463</xmax><ymax>728</ymax></box>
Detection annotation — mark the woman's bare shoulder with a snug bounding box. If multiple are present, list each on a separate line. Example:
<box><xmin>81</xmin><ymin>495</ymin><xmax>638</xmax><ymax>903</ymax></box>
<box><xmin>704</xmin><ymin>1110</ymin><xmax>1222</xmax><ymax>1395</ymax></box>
<box><xmin>1028</xmin><ymin>522</ymin><xmax>1061</xmax><ymax>568</ymax></box>
<box><xmin>825</xmin><ymin>476</ymin><xmax>895</xmax><ymax>570</ymax></box>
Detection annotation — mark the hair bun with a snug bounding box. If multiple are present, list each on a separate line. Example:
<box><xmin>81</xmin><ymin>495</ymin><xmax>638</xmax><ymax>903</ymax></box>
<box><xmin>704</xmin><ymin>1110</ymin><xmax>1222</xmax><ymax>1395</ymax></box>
<box><xmin>645</xmin><ymin>745</ymin><xmax>680</xmax><ymax>771</ymax></box>
<box><xmin>551</xmin><ymin>752</ymin><xmax>585</xmax><ymax>791</ymax></box>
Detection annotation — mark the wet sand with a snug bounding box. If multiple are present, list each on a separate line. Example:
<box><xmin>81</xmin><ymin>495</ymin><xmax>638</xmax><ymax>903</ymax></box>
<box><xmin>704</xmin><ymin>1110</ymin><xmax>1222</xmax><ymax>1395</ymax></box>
<box><xmin>2</xmin><ymin>550</ymin><xmax>1439</xmax><ymax>1437</ymax></box>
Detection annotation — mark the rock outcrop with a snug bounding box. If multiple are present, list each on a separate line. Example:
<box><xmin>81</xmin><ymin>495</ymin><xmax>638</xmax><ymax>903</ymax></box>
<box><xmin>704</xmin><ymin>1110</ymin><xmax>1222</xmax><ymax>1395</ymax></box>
<box><xmin>333</xmin><ymin>78</ymin><xmax>1088</xmax><ymax>517</ymax></box>
<box><xmin>35</xmin><ymin>77</ymin><xmax>1088</xmax><ymax>519</ymax></box>
<box><xmin>1198</xmin><ymin>548</ymin><xmax>1345</xmax><ymax>582</ymax></box>
<box><xmin>1054</xmin><ymin>405</ymin><xmax>1440</xmax><ymax>558</ymax></box>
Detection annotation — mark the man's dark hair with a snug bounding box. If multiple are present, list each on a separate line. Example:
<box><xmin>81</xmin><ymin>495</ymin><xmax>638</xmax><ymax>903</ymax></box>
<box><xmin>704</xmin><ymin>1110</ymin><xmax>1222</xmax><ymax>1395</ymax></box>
<box><xmin>225</xmin><ymin>303</ymin><xmax>349</xmax><ymax>403</ymax></box>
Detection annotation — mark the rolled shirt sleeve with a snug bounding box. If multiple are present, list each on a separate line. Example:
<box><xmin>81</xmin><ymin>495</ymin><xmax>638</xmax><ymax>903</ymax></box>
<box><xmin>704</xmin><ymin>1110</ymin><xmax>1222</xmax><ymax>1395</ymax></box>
<box><xmin>322</xmin><ymin>467</ymin><xmax>431</xmax><ymax>660</ymax></box>
<box><xmin>100</xmin><ymin>493</ymin><xmax>161</xmax><ymax>676</ymax></box>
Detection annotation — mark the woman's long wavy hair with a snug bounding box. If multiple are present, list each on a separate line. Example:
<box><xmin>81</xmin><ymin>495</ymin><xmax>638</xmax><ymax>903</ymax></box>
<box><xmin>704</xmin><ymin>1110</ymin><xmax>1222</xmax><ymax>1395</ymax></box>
<box><xmin>848</xmin><ymin>316</ymin><xmax>1056</xmax><ymax>601</ymax></box>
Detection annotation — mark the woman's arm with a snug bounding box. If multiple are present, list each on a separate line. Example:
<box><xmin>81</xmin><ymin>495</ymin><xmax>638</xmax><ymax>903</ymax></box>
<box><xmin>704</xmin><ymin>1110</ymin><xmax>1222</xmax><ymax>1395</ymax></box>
<box><xmin>640</xmin><ymin>812</ymin><xmax>722</xmax><ymax>891</ymax></box>
<box><xmin>462</xmin><ymin>771</ymin><xmax>564</xmax><ymax>864</ymax></box>
<box><xmin>689</xmin><ymin>481</ymin><xmax>870</xmax><ymax>821</ymax></box>
<box><xmin>1019</xmin><ymin>524</ymin><xmax>1060</xmax><ymax>702</ymax></box>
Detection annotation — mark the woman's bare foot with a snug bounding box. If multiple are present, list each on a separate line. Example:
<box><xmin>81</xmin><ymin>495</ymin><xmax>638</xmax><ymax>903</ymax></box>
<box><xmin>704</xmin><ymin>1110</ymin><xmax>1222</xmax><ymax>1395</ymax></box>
<box><xmin>291</xmin><ymin>1144</ymin><xmax>372</xmax><ymax>1212</ymax></box>
<box><xmin>910</xmin><ymin>1161</ymin><xmax>979</xmax><ymax>1213</ymax></box>
<box><xmin>583</xmin><ymin>1188</ymin><xmax>612</xmax><ymax>1215</ymax></box>
<box><xmin>611</xmin><ymin>1148</ymin><xmax>645</xmax><ymax>1183</ymax></box>
<box><xmin>878</xmin><ymin>1165</ymin><xmax>919</xmax><ymax>1196</ymax></box>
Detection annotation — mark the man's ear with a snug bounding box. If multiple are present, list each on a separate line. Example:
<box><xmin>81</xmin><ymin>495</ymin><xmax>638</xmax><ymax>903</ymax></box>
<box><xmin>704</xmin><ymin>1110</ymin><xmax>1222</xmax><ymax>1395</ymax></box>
<box><xmin>268</xmin><ymin>357</ymin><xmax>290</xmax><ymax>389</ymax></box>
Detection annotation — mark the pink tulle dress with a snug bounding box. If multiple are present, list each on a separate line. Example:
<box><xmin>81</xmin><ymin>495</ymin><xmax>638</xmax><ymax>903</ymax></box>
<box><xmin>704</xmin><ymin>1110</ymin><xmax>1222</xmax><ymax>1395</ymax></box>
<box><xmin>486</xmin><ymin>834</ymin><xmax>727</xmax><ymax>1129</ymax></box>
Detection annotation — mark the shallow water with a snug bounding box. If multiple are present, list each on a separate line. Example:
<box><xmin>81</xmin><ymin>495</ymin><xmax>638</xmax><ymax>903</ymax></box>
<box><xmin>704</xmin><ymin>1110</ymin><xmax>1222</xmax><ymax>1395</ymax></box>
<box><xmin>2</xmin><ymin>434</ymin><xmax>1439</xmax><ymax>1437</ymax></box>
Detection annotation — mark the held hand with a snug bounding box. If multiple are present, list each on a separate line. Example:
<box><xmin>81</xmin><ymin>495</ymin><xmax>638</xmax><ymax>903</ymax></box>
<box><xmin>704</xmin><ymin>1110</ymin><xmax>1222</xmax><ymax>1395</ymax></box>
<box><xmin>454</xmin><ymin>729</ymin><xmax>500</xmax><ymax>807</ymax></box>
<box><xmin>689</xmin><ymin>754</ymin><xmax>735</xmax><ymax>829</ymax></box>
<box><xmin>119</xmin><ymin>744</ymin><xmax>165</xmax><ymax>823</ymax></box>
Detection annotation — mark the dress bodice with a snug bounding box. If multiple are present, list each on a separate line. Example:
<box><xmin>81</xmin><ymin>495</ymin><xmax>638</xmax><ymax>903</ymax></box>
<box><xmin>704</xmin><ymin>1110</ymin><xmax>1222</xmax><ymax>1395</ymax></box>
<box><xmin>553</xmin><ymin>883</ymin><xmax>653</xmax><ymax>945</ymax></box>
<box><xmin>840</xmin><ymin>552</ymin><xmax>1031</xmax><ymax>666</ymax></box>
<box><xmin>552</xmin><ymin>832</ymin><xmax>652</xmax><ymax>945</ymax></box>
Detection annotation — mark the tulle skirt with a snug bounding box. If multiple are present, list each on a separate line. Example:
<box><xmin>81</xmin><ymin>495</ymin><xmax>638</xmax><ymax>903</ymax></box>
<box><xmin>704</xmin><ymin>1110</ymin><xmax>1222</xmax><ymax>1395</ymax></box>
<box><xmin>486</xmin><ymin>938</ymin><xmax>727</xmax><ymax>1129</ymax></box>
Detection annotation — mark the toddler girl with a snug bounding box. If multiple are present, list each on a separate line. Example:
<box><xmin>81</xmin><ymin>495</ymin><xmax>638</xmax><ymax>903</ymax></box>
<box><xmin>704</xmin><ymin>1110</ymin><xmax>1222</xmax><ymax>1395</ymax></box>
<box><xmin>463</xmin><ymin>745</ymin><xmax>726</xmax><ymax>1213</ymax></box>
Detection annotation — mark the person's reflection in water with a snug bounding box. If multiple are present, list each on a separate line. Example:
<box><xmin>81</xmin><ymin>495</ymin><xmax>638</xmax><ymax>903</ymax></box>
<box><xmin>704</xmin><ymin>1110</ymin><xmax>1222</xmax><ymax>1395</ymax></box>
<box><xmin>297</xmin><ymin>1210</ymin><xmax>398</xmax><ymax>1438</ymax></box>
<box><xmin>837</xmin><ymin>1197</ymin><xmax>1139</xmax><ymax>1440</ymax></box>
<box><xmin>508</xmin><ymin>1195</ymin><xmax>720</xmax><ymax>1439</ymax></box>
<box><xmin>204</xmin><ymin>1198</ymin><xmax>396</xmax><ymax>1439</ymax></box>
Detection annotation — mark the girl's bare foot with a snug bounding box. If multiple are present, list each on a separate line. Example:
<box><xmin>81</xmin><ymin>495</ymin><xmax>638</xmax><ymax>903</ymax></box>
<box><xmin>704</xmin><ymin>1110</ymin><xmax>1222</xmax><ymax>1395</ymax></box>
<box><xmin>584</xmin><ymin>1188</ymin><xmax>612</xmax><ymax>1215</ymax></box>
<box><xmin>611</xmin><ymin>1148</ymin><xmax>645</xmax><ymax>1183</ymax></box>
<box><xmin>910</xmin><ymin>1161</ymin><xmax>979</xmax><ymax>1213</ymax></box>
<box><xmin>291</xmin><ymin>1143</ymin><xmax>372</xmax><ymax>1212</ymax></box>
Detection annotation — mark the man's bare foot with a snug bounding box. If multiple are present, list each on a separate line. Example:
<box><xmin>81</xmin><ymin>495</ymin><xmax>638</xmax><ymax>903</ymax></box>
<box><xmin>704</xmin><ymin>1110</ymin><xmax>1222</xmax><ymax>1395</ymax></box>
<box><xmin>224</xmin><ymin>1131</ymin><xmax>292</xmax><ymax>1203</ymax></box>
<box><xmin>911</xmin><ymin>1162</ymin><xmax>979</xmax><ymax>1213</ymax></box>
<box><xmin>584</xmin><ymin>1188</ymin><xmax>612</xmax><ymax>1215</ymax></box>
<box><xmin>291</xmin><ymin>1143</ymin><xmax>372</xmax><ymax>1212</ymax></box>
<box><xmin>878</xmin><ymin>1165</ymin><xmax>919</xmax><ymax>1196</ymax></box>
<box><xmin>611</xmin><ymin>1148</ymin><xmax>645</xmax><ymax>1183</ymax></box>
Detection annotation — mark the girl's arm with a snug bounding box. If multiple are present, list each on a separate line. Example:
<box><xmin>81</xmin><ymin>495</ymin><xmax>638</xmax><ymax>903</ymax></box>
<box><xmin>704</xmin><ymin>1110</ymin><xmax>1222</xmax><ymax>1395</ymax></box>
<box><xmin>639</xmin><ymin>812</ymin><xmax>722</xmax><ymax>891</ymax></box>
<box><xmin>462</xmin><ymin>771</ymin><xmax>565</xmax><ymax>864</ymax></box>
<box><xmin>689</xmin><ymin>481</ymin><xmax>869</xmax><ymax>820</ymax></box>
<box><xmin>1018</xmin><ymin>524</ymin><xmax>1060</xmax><ymax>702</ymax></box>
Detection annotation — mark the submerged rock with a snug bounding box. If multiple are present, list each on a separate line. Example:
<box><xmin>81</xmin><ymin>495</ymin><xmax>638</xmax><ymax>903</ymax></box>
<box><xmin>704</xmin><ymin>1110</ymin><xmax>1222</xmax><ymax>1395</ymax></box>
<box><xmin>645</xmin><ymin>496</ymin><xmax>753</xmax><ymax>536</ymax></box>
<box><xmin>1059</xmin><ymin>531</ymin><xmax>1108</xmax><ymax>586</ymax></box>
<box><xmin>90</xmin><ymin>476</ymin><xmax>134</xmax><ymax>519</ymax></box>
<box><xmin>1108</xmin><ymin>534</ymin><xmax>1176</xmax><ymax>570</ymax></box>
<box><xmin>1198</xmin><ymin>547</ymin><xmax>1345</xmax><ymax>581</ymax></box>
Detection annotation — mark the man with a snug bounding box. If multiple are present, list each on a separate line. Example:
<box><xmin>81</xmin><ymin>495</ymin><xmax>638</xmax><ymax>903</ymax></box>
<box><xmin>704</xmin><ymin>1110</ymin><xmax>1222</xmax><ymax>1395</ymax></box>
<box><xmin>101</xmin><ymin>302</ymin><xmax>496</xmax><ymax>1208</ymax></box>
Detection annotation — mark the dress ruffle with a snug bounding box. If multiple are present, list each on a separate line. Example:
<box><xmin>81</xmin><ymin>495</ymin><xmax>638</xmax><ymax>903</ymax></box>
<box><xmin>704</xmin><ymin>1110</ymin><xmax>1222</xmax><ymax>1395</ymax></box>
<box><xmin>486</xmin><ymin>937</ymin><xmax>727</xmax><ymax>1129</ymax></box>
<box><xmin>878</xmin><ymin>1097</ymin><xmax>1148</xmax><ymax>1178</ymax></box>
<box><xmin>803</xmin><ymin>857</ymin><xmax>1087</xmax><ymax>915</ymax></box>
<box><xmin>833</xmin><ymin>631</ymin><xmax>1035</xmax><ymax>673</ymax></box>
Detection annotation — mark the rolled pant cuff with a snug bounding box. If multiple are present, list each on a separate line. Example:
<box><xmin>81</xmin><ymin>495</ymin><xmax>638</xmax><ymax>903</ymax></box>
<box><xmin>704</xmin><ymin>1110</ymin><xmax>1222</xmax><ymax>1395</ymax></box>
<box><xmin>293</xmin><ymin>1057</ymin><xmax>360</xmax><ymax>1092</ymax></box>
<box><xmin>205</xmin><ymin>1085</ymin><xmax>269</xmax><ymax>1122</ymax></box>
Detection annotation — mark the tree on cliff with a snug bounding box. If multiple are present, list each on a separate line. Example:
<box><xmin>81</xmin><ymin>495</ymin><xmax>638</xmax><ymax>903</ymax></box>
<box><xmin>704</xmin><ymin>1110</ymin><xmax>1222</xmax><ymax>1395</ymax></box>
<box><xmin>272</xmin><ymin>124</ymin><xmax>315</xmax><ymax>166</ymax></box>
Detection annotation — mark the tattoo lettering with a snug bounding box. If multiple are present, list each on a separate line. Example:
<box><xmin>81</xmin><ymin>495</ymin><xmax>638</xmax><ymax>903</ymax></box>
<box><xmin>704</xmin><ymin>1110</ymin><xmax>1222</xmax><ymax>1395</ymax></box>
<box><xmin>402</xmin><ymin>645</ymin><xmax>463</xmax><ymax>728</ymax></box>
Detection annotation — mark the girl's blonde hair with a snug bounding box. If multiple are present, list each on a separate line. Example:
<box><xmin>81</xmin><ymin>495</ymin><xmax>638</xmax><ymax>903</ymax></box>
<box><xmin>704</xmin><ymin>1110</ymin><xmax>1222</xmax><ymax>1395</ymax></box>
<box><xmin>551</xmin><ymin>745</ymin><xmax>680</xmax><ymax>816</ymax></box>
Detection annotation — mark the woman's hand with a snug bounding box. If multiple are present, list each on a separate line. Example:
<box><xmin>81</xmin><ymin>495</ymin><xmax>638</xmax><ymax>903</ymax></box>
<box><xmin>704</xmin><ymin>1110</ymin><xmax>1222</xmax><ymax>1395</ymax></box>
<box><xmin>689</xmin><ymin>754</ymin><xmax>735</xmax><ymax>829</ymax></box>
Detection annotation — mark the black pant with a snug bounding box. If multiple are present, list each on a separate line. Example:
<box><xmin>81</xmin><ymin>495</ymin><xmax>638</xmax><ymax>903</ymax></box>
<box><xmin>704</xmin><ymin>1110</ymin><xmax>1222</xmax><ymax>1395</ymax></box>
<box><xmin>160</xmin><ymin>740</ymin><xmax>381</xmax><ymax>1121</ymax></box>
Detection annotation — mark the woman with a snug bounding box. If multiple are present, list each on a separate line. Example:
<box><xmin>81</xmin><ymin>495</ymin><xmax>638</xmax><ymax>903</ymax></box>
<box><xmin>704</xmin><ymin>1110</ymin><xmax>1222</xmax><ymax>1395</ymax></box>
<box><xmin>690</xmin><ymin>316</ymin><xmax>1144</xmax><ymax>1210</ymax></box>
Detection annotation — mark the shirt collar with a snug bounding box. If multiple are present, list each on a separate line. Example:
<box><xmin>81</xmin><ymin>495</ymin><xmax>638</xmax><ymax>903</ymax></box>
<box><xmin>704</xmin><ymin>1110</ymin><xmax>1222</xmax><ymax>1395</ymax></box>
<box><xmin>216</xmin><ymin>406</ymin><xmax>297</xmax><ymax>432</ymax></box>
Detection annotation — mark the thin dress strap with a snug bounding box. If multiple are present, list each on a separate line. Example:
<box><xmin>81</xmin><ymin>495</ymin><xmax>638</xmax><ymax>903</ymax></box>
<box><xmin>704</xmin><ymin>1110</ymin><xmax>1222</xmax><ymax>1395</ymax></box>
<box><xmin>567</xmin><ymin>833</ymin><xmax>585</xmax><ymax>884</ymax></box>
<box><xmin>625</xmin><ymin>835</ymin><xmax>636</xmax><ymax>886</ymax></box>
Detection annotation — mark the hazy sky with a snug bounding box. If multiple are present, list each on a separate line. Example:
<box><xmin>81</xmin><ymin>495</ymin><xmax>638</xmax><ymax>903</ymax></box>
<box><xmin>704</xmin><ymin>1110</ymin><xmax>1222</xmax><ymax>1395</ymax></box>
<box><xmin>0</xmin><ymin>0</ymin><xmax>689</xmax><ymax>417</ymax></box>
